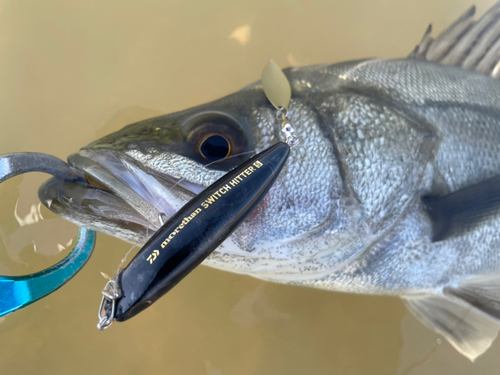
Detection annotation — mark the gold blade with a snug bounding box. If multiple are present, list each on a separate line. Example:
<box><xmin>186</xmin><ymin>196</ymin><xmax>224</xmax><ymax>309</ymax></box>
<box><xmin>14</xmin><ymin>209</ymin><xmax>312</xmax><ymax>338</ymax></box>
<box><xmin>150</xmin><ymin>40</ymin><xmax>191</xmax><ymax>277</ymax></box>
<box><xmin>261</xmin><ymin>60</ymin><xmax>291</xmax><ymax>109</ymax></box>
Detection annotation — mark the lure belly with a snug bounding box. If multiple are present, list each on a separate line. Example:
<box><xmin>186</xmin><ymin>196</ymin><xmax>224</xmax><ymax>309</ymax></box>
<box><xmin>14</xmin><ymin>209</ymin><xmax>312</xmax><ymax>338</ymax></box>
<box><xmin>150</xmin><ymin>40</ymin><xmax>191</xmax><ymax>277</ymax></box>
<box><xmin>101</xmin><ymin>142</ymin><xmax>290</xmax><ymax>324</ymax></box>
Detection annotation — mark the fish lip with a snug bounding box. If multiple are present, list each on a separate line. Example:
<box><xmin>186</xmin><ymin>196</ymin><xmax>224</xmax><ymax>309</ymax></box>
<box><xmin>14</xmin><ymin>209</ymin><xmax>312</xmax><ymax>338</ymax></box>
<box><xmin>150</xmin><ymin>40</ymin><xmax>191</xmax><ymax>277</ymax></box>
<box><xmin>65</xmin><ymin>150</ymin><xmax>202</xmax><ymax>226</ymax></box>
<box><xmin>76</xmin><ymin>149</ymin><xmax>205</xmax><ymax>195</ymax></box>
<box><xmin>38</xmin><ymin>176</ymin><xmax>155</xmax><ymax>244</ymax></box>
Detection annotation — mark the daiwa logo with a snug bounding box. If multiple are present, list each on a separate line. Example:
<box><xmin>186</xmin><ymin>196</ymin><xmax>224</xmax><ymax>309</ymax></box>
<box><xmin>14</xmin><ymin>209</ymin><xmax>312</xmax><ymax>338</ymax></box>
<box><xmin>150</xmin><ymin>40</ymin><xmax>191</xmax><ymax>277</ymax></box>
<box><xmin>147</xmin><ymin>250</ymin><xmax>160</xmax><ymax>264</ymax></box>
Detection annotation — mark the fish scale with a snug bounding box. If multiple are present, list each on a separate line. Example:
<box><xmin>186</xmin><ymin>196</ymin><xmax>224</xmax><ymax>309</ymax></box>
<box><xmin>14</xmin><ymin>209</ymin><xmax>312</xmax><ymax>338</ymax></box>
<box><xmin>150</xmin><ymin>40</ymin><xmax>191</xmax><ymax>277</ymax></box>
<box><xmin>422</xmin><ymin>105</ymin><xmax>500</xmax><ymax>190</ymax></box>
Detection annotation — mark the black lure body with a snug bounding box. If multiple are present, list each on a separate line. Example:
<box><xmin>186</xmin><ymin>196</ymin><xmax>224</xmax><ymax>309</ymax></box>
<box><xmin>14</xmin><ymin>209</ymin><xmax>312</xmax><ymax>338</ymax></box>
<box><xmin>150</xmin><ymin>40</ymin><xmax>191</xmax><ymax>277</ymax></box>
<box><xmin>112</xmin><ymin>142</ymin><xmax>290</xmax><ymax>321</ymax></box>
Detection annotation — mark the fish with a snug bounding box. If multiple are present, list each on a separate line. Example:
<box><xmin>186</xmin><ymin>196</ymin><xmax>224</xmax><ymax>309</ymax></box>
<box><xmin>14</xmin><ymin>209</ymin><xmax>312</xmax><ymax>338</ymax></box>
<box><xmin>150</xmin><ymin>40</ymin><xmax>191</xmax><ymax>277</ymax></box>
<box><xmin>36</xmin><ymin>2</ymin><xmax>500</xmax><ymax>361</ymax></box>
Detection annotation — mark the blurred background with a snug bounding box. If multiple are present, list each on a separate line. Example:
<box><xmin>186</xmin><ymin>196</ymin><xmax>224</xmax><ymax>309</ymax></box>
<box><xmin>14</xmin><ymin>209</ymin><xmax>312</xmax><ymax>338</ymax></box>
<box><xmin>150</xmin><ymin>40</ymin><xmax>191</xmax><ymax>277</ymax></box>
<box><xmin>0</xmin><ymin>0</ymin><xmax>498</xmax><ymax>374</ymax></box>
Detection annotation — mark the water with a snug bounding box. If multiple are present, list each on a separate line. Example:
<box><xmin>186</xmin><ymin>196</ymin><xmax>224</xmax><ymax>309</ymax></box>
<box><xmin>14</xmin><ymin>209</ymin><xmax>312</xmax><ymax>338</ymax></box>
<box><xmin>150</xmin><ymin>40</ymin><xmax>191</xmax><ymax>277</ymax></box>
<box><xmin>0</xmin><ymin>0</ymin><xmax>499</xmax><ymax>374</ymax></box>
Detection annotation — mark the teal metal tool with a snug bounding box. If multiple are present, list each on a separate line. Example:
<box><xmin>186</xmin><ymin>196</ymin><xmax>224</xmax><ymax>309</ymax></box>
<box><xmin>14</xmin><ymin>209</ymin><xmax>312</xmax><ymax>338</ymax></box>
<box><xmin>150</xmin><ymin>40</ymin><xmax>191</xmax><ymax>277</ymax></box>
<box><xmin>0</xmin><ymin>228</ymin><xmax>95</xmax><ymax>317</ymax></box>
<box><xmin>0</xmin><ymin>152</ymin><xmax>96</xmax><ymax>317</ymax></box>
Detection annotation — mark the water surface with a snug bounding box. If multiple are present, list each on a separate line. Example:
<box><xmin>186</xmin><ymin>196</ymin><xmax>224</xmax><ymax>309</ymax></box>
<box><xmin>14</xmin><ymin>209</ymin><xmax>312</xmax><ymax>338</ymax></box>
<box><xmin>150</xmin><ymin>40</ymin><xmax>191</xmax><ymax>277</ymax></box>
<box><xmin>0</xmin><ymin>0</ymin><xmax>499</xmax><ymax>374</ymax></box>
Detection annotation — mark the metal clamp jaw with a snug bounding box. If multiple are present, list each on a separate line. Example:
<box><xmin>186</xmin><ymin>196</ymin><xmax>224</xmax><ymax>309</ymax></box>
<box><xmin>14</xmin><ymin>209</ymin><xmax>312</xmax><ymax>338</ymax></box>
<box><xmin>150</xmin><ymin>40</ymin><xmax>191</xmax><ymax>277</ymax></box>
<box><xmin>97</xmin><ymin>278</ymin><xmax>121</xmax><ymax>330</ymax></box>
<box><xmin>276</xmin><ymin>107</ymin><xmax>299</xmax><ymax>147</ymax></box>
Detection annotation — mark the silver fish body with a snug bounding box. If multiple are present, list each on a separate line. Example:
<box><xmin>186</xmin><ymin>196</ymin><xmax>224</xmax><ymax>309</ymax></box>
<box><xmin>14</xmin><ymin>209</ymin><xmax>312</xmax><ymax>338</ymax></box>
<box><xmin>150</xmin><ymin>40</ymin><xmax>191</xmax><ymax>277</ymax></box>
<box><xmin>38</xmin><ymin>3</ymin><xmax>500</xmax><ymax>360</ymax></box>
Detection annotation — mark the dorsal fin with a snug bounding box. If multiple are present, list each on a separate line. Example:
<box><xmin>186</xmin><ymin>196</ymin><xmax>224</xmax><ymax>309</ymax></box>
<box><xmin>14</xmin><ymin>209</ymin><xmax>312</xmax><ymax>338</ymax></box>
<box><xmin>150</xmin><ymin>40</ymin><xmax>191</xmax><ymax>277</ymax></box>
<box><xmin>409</xmin><ymin>2</ymin><xmax>500</xmax><ymax>78</ymax></box>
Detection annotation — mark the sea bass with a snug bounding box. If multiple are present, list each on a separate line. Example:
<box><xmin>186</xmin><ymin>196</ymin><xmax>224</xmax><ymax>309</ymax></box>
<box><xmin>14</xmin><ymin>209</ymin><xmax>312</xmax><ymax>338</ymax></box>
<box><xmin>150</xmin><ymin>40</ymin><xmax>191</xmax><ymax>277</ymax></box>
<box><xmin>37</xmin><ymin>3</ymin><xmax>500</xmax><ymax>360</ymax></box>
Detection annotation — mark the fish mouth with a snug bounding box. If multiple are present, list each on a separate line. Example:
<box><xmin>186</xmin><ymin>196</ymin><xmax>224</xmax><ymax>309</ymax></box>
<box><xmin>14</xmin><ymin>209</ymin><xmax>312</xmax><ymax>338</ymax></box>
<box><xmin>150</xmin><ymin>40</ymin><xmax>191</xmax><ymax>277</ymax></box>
<box><xmin>38</xmin><ymin>150</ymin><xmax>206</xmax><ymax>244</ymax></box>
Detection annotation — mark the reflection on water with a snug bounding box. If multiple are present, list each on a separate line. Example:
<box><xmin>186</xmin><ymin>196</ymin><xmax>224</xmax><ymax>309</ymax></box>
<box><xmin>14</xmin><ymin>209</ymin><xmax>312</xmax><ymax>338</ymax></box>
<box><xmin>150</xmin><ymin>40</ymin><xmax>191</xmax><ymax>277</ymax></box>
<box><xmin>229</xmin><ymin>25</ymin><xmax>252</xmax><ymax>46</ymax></box>
<box><xmin>0</xmin><ymin>174</ymin><xmax>77</xmax><ymax>268</ymax></box>
<box><xmin>0</xmin><ymin>0</ymin><xmax>499</xmax><ymax>374</ymax></box>
<box><xmin>14</xmin><ymin>200</ymin><xmax>43</xmax><ymax>227</ymax></box>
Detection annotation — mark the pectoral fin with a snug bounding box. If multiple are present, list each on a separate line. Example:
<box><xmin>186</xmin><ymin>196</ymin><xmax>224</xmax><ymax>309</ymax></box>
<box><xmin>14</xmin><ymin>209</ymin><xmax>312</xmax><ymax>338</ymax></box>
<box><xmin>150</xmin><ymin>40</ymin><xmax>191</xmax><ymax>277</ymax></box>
<box><xmin>403</xmin><ymin>291</ymin><xmax>500</xmax><ymax>361</ymax></box>
<box><xmin>422</xmin><ymin>175</ymin><xmax>500</xmax><ymax>242</ymax></box>
<box><xmin>445</xmin><ymin>275</ymin><xmax>500</xmax><ymax>321</ymax></box>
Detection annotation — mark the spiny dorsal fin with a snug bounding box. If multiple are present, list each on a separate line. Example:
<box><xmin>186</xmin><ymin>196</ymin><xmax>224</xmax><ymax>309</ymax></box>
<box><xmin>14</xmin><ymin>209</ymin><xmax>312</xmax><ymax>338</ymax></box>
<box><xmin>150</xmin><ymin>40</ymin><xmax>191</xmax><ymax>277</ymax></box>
<box><xmin>409</xmin><ymin>2</ymin><xmax>500</xmax><ymax>78</ymax></box>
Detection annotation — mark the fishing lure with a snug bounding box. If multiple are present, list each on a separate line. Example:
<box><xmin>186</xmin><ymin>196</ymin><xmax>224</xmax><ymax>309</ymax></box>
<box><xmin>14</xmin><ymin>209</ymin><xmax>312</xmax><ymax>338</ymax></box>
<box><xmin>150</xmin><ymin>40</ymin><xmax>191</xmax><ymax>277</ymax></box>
<box><xmin>97</xmin><ymin>61</ymin><xmax>298</xmax><ymax>329</ymax></box>
<box><xmin>0</xmin><ymin>153</ymin><xmax>96</xmax><ymax>317</ymax></box>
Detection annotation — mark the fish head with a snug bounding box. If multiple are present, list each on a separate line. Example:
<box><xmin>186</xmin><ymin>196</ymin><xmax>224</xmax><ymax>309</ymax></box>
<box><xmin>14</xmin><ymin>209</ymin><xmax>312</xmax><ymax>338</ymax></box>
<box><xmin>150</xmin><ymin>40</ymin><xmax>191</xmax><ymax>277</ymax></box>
<box><xmin>38</xmin><ymin>61</ymin><xmax>435</xmax><ymax>281</ymax></box>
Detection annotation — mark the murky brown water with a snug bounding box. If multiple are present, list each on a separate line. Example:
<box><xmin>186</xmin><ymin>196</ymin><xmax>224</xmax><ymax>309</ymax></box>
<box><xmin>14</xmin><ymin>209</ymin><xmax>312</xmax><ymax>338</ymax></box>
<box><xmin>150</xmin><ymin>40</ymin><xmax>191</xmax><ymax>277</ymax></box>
<box><xmin>1</xmin><ymin>0</ymin><xmax>500</xmax><ymax>374</ymax></box>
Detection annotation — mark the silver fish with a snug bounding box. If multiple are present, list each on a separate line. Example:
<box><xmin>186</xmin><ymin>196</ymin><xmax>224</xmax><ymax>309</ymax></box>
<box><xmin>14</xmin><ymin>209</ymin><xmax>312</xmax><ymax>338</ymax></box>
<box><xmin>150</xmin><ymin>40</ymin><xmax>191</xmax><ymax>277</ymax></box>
<box><xmin>37</xmin><ymin>2</ymin><xmax>500</xmax><ymax>361</ymax></box>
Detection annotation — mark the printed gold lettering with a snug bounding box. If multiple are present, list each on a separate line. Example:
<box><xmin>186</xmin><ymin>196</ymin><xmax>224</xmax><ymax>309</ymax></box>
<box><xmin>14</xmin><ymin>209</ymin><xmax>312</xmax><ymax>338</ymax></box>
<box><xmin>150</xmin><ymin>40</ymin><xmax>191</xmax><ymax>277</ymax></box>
<box><xmin>157</xmin><ymin>208</ymin><xmax>201</xmax><ymax>257</ymax></box>
<box><xmin>201</xmin><ymin>202</ymin><xmax>209</xmax><ymax>209</ymax></box>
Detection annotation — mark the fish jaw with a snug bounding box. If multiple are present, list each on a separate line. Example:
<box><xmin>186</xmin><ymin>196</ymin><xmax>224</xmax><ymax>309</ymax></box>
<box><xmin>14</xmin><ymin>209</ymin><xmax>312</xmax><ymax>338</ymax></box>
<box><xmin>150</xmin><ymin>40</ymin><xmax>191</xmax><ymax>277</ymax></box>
<box><xmin>37</xmin><ymin>150</ymin><xmax>203</xmax><ymax>244</ymax></box>
<box><xmin>38</xmin><ymin>176</ymin><xmax>154</xmax><ymax>245</ymax></box>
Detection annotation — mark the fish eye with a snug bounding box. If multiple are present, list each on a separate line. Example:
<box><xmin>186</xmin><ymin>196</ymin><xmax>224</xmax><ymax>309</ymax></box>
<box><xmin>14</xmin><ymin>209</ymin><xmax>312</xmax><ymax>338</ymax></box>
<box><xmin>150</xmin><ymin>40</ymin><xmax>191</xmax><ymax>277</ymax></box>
<box><xmin>184</xmin><ymin>112</ymin><xmax>249</xmax><ymax>169</ymax></box>
<box><xmin>199</xmin><ymin>134</ymin><xmax>231</xmax><ymax>161</ymax></box>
